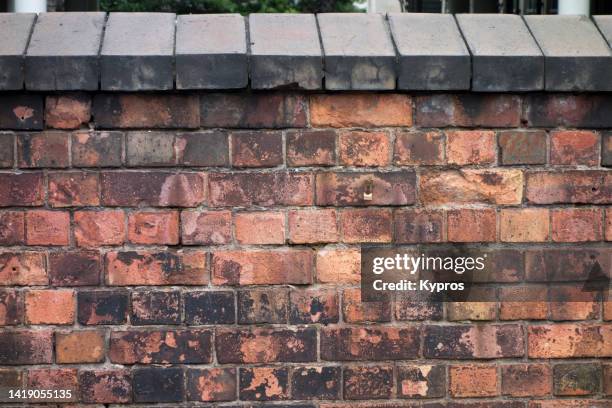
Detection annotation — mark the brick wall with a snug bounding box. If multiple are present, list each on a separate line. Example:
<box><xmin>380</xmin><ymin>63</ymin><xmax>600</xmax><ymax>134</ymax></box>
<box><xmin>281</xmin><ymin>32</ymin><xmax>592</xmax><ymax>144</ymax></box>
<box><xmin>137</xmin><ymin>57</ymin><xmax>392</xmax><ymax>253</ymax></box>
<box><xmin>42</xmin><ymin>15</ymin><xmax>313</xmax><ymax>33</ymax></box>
<box><xmin>0</xmin><ymin>91</ymin><xmax>610</xmax><ymax>407</ymax></box>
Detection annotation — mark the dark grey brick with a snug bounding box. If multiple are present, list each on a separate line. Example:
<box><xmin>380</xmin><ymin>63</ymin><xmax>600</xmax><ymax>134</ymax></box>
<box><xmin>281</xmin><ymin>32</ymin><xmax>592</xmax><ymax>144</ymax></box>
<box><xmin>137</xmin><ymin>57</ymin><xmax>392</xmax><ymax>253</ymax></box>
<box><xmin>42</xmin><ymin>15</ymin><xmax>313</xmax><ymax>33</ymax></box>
<box><xmin>318</xmin><ymin>13</ymin><xmax>396</xmax><ymax>90</ymax></box>
<box><xmin>176</xmin><ymin>14</ymin><xmax>247</xmax><ymax>89</ymax></box>
<box><xmin>133</xmin><ymin>367</ymin><xmax>184</xmax><ymax>403</ymax></box>
<box><xmin>101</xmin><ymin>13</ymin><xmax>175</xmax><ymax>91</ymax></box>
<box><xmin>25</xmin><ymin>12</ymin><xmax>105</xmax><ymax>91</ymax></box>
<box><xmin>0</xmin><ymin>132</ymin><xmax>14</xmax><ymax>168</ymax></box>
<box><xmin>0</xmin><ymin>13</ymin><xmax>36</xmax><ymax>90</ymax></box>
<box><xmin>185</xmin><ymin>291</ymin><xmax>235</xmax><ymax>325</ymax></box>
<box><xmin>603</xmin><ymin>132</ymin><xmax>612</xmax><ymax>167</ymax></box>
<box><xmin>457</xmin><ymin>14</ymin><xmax>543</xmax><ymax>92</ymax></box>
<box><xmin>389</xmin><ymin>13</ymin><xmax>469</xmax><ymax>91</ymax></box>
<box><xmin>525</xmin><ymin>15</ymin><xmax>612</xmax><ymax>91</ymax></box>
<box><xmin>0</xmin><ymin>95</ymin><xmax>43</xmax><ymax>130</ymax></box>
<box><xmin>249</xmin><ymin>14</ymin><xmax>322</xmax><ymax>90</ymax></box>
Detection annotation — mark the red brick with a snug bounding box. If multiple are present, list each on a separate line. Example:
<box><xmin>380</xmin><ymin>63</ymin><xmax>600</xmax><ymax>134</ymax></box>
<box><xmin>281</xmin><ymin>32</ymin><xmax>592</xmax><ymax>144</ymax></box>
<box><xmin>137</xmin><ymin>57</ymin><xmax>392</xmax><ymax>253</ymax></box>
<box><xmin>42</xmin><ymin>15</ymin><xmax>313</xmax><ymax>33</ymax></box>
<box><xmin>49</xmin><ymin>250</ymin><xmax>101</xmax><ymax>286</ymax></box>
<box><xmin>186</xmin><ymin>368</ymin><xmax>236</xmax><ymax>402</ymax></box>
<box><xmin>80</xmin><ymin>370</ymin><xmax>132</xmax><ymax>404</ymax></box>
<box><xmin>286</xmin><ymin>130</ymin><xmax>336</xmax><ymax>166</ymax></box>
<box><xmin>529</xmin><ymin>401</ymin><xmax>612</xmax><ymax>408</ymax></box>
<box><xmin>397</xmin><ymin>364</ymin><xmax>445</xmax><ymax>398</ymax></box>
<box><xmin>342</xmin><ymin>288</ymin><xmax>390</xmax><ymax>323</ymax></box>
<box><xmin>316</xmin><ymin>248</ymin><xmax>360</xmax><ymax>284</ymax></box>
<box><xmin>394</xmin><ymin>130</ymin><xmax>444</xmax><ymax>165</ymax></box>
<box><xmin>25</xmin><ymin>289</ymin><xmax>75</xmax><ymax>324</ymax></box>
<box><xmin>17</xmin><ymin>132</ymin><xmax>69</xmax><ymax>168</ymax></box>
<box><xmin>339</xmin><ymin>131</ymin><xmax>391</xmax><ymax>166</ymax></box>
<box><xmin>49</xmin><ymin>171</ymin><xmax>100</xmax><ymax>207</ymax></box>
<box><xmin>239</xmin><ymin>367</ymin><xmax>288</xmax><ymax>401</ymax></box>
<box><xmin>606</xmin><ymin>207</ymin><xmax>612</xmax><ymax>241</ymax></box>
<box><xmin>498</xmin><ymin>130</ymin><xmax>547</xmax><ymax>165</ymax></box>
<box><xmin>289</xmin><ymin>209</ymin><xmax>338</xmax><ymax>243</ymax></box>
<box><xmin>501</xmin><ymin>364</ymin><xmax>552</xmax><ymax>397</ymax></box>
<box><xmin>447</xmin><ymin>296</ymin><xmax>497</xmax><ymax>321</ymax></box>
<box><xmin>500</xmin><ymin>208</ymin><xmax>550</xmax><ymax>242</ymax></box>
<box><xmin>25</xmin><ymin>210</ymin><xmax>70</xmax><ymax>246</ymax></box>
<box><xmin>181</xmin><ymin>210</ymin><xmax>232</xmax><ymax>245</ymax></box>
<box><xmin>212</xmin><ymin>249</ymin><xmax>313</xmax><ymax>285</ymax></box>
<box><xmin>526</xmin><ymin>171</ymin><xmax>611</xmax><ymax>204</ymax></box>
<box><xmin>550</xmin><ymin>130</ymin><xmax>599</xmax><ymax>166</ymax></box>
<box><xmin>106</xmin><ymin>250</ymin><xmax>207</xmax><ymax>285</ymax></box>
<box><xmin>450</xmin><ymin>365</ymin><xmax>498</xmax><ymax>397</ymax></box>
<box><xmin>321</xmin><ymin>327</ymin><xmax>420</xmax><ymax>361</ymax></box>
<box><xmin>424</xmin><ymin>324</ymin><xmax>524</xmax><ymax>358</ymax></box>
<box><xmin>0</xmin><ymin>172</ymin><xmax>44</xmax><ymax>206</ymax></box>
<box><xmin>45</xmin><ymin>93</ymin><xmax>91</xmax><ymax>129</ymax></box>
<box><xmin>132</xmin><ymin>290</ymin><xmax>181</xmax><ymax>325</ymax></box>
<box><xmin>56</xmin><ymin>330</ymin><xmax>105</xmax><ymax>363</ymax></box>
<box><xmin>311</xmin><ymin>94</ymin><xmax>412</xmax><ymax>127</ymax></box>
<box><xmin>446</xmin><ymin>130</ymin><xmax>496</xmax><ymax>165</ymax></box>
<box><xmin>289</xmin><ymin>289</ymin><xmax>339</xmax><ymax>324</ymax></box>
<box><xmin>234</xmin><ymin>211</ymin><xmax>285</xmax><ymax>245</ymax></box>
<box><xmin>341</xmin><ymin>208</ymin><xmax>392</xmax><ymax>243</ymax></box>
<box><xmin>551</xmin><ymin>208</ymin><xmax>603</xmax><ymax>242</ymax></box>
<box><xmin>394</xmin><ymin>209</ymin><xmax>444</xmax><ymax>243</ymax></box>
<box><xmin>78</xmin><ymin>290</ymin><xmax>128</xmax><ymax>325</ymax></box>
<box><xmin>343</xmin><ymin>366</ymin><xmax>394</xmax><ymax>400</ymax></box>
<box><xmin>0</xmin><ymin>252</ymin><xmax>47</xmax><ymax>286</ymax></box>
<box><xmin>27</xmin><ymin>368</ymin><xmax>78</xmax><ymax>401</ymax></box>
<box><xmin>549</xmin><ymin>286</ymin><xmax>600</xmax><ymax>321</ymax></box>
<box><xmin>447</xmin><ymin>209</ymin><xmax>496</xmax><ymax>242</ymax></box>
<box><xmin>231</xmin><ymin>131</ymin><xmax>283</xmax><ymax>167</ymax></box>
<box><xmin>528</xmin><ymin>324</ymin><xmax>612</xmax><ymax>358</ymax></box>
<box><xmin>499</xmin><ymin>287</ymin><xmax>548</xmax><ymax>321</ymax></box>
<box><xmin>75</xmin><ymin>210</ymin><xmax>126</xmax><ymax>247</ymax></box>
<box><xmin>395</xmin><ymin>293</ymin><xmax>443</xmax><ymax>321</ymax></box>
<box><xmin>0</xmin><ymin>211</ymin><xmax>25</xmax><ymax>245</ymax></box>
<box><xmin>72</xmin><ymin>131</ymin><xmax>123</xmax><ymax>167</ymax></box>
<box><xmin>0</xmin><ymin>330</ymin><xmax>53</xmax><ymax>364</ymax></box>
<box><xmin>0</xmin><ymin>289</ymin><xmax>22</xmax><ymax>325</ymax></box>
<box><xmin>128</xmin><ymin>210</ymin><xmax>179</xmax><ymax>245</ymax></box>
<box><xmin>0</xmin><ymin>369</ymin><xmax>24</xmax><ymax>392</ymax></box>
<box><xmin>604</xmin><ymin>300</ymin><xmax>612</xmax><ymax>321</ymax></box>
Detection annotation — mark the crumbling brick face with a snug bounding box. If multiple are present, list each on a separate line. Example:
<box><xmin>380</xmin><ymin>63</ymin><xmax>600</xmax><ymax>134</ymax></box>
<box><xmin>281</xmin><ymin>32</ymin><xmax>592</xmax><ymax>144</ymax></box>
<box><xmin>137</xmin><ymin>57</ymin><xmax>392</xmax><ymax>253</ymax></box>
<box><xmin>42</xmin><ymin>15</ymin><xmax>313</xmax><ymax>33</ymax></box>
<box><xmin>0</xmin><ymin>91</ymin><xmax>609</xmax><ymax>406</ymax></box>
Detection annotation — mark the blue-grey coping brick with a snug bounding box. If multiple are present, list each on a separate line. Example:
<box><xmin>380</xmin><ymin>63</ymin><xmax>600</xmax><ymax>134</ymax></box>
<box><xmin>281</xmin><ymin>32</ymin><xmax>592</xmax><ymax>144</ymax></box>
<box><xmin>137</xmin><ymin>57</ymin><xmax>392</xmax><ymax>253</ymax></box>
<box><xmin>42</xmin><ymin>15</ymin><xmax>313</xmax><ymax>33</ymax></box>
<box><xmin>25</xmin><ymin>12</ymin><xmax>105</xmax><ymax>91</ymax></box>
<box><xmin>176</xmin><ymin>14</ymin><xmax>247</xmax><ymax>89</ymax></box>
<box><xmin>389</xmin><ymin>13</ymin><xmax>469</xmax><ymax>91</ymax></box>
<box><xmin>456</xmin><ymin>14</ymin><xmax>543</xmax><ymax>92</ymax></box>
<box><xmin>249</xmin><ymin>14</ymin><xmax>322</xmax><ymax>90</ymax></box>
<box><xmin>101</xmin><ymin>13</ymin><xmax>175</xmax><ymax>91</ymax></box>
<box><xmin>317</xmin><ymin>13</ymin><xmax>396</xmax><ymax>90</ymax></box>
<box><xmin>0</xmin><ymin>13</ymin><xmax>36</xmax><ymax>90</ymax></box>
<box><xmin>525</xmin><ymin>15</ymin><xmax>612</xmax><ymax>91</ymax></box>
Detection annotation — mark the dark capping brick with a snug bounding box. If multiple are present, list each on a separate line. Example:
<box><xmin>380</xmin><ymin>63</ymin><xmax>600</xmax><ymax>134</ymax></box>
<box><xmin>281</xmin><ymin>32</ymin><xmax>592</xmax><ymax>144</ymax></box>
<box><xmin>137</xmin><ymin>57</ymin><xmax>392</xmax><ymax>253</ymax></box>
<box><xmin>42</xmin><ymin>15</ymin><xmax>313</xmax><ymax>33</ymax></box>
<box><xmin>0</xmin><ymin>13</ymin><xmax>36</xmax><ymax>90</ymax></box>
<box><xmin>25</xmin><ymin>12</ymin><xmax>105</xmax><ymax>91</ymax></box>
<box><xmin>131</xmin><ymin>290</ymin><xmax>181</xmax><ymax>325</ymax></box>
<box><xmin>133</xmin><ymin>367</ymin><xmax>184</xmax><ymax>403</ymax></box>
<box><xmin>78</xmin><ymin>290</ymin><xmax>129</xmax><ymax>325</ymax></box>
<box><xmin>389</xmin><ymin>13</ymin><xmax>470</xmax><ymax>90</ymax></box>
<box><xmin>184</xmin><ymin>291</ymin><xmax>236</xmax><ymax>325</ymax></box>
<box><xmin>0</xmin><ymin>94</ymin><xmax>43</xmax><ymax>130</ymax></box>
<box><xmin>176</xmin><ymin>14</ymin><xmax>247</xmax><ymax>89</ymax></box>
<box><xmin>48</xmin><ymin>250</ymin><xmax>101</xmax><ymax>286</ymax></box>
<box><xmin>525</xmin><ymin>15</ymin><xmax>612</xmax><ymax>91</ymax></box>
<box><xmin>457</xmin><ymin>14</ymin><xmax>543</xmax><ymax>91</ymax></box>
<box><xmin>249</xmin><ymin>14</ymin><xmax>322</xmax><ymax>90</ymax></box>
<box><xmin>317</xmin><ymin>13</ymin><xmax>396</xmax><ymax>90</ymax></box>
<box><xmin>101</xmin><ymin>13</ymin><xmax>175</xmax><ymax>91</ymax></box>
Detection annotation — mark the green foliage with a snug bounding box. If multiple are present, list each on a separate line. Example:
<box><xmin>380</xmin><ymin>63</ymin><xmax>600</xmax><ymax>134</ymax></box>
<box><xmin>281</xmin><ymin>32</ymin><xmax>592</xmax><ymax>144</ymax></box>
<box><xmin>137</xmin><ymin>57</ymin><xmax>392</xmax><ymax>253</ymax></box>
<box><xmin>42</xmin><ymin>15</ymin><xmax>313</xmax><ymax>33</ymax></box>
<box><xmin>99</xmin><ymin>0</ymin><xmax>363</xmax><ymax>14</ymax></box>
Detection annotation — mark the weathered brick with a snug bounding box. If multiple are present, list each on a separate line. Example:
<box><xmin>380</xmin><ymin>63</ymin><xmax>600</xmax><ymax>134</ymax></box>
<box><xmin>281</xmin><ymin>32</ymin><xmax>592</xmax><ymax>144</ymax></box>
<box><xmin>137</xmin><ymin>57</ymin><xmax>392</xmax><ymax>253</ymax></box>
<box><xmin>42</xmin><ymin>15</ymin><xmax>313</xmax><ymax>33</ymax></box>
<box><xmin>106</xmin><ymin>250</ymin><xmax>207</xmax><ymax>285</ymax></box>
<box><xmin>397</xmin><ymin>364</ymin><xmax>445</xmax><ymax>399</ymax></box>
<box><xmin>394</xmin><ymin>130</ymin><xmax>444</xmax><ymax>166</ymax></box>
<box><xmin>17</xmin><ymin>132</ymin><xmax>69</xmax><ymax>168</ymax></box>
<box><xmin>500</xmin><ymin>208</ymin><xmax>550</xmax><ymax>242</ymax></box>
<box><xmin>525</xmin><ymin>248</ymin><xmax>610</xmax><ymax>282</ymax></box>
<box><xmin>49</xmin><ymin>171</ymin><xmax>100</xmax><ymax>207</ymax></box>
<box><xmin>27</xmin><ymin>368</ymin><xmax>78</xmax><ymax>401</ymax></box>
<box><xmin>607</xmin><ymin>207</ymin><xmax>612</xmax><ymax>241</ymax></box>
<box><xmin>553</xmin><ymin>363</ymin><xmax>601</xmax><ymax>396</ymax></box>
<box><xmin>131</xmin><ymin>290</ymin><xmax>181</xmax><ymax>325</ymax></box>
<box><xmin>176</xmin><ymin>131</ymin><xmax>229</xmax><ymax>166</ymax></box>
<box><xmin>25</xmin><ymin>289</ymin><xmax>75</xmax><ymax>325</ymax></box>
<box><xmin>499</xmin><ymin>287</ymin><xmax>548</xmax><ymax>321</ymax></box>
<box><xmin>0</xmin><ymin>172</ymin><xmax>44</xmax><ymax>206</ymax></box>
<box><xmin>231</xmin><ymin>131</ymin><xmax>283</xmax><ymax>167</ymax></box>
<box><xmin>78</xmin><ymin>290</ymin><xmax>128</xmax><ymax>325</ymax></box>
<box><xmin>289</xmin><ymin>289</ymin><xmax>339</xmax><ymax>325</ymax></box>
<box><xmin>446</xmin><ymin>130</ymin><xmax>496</xmax><ymax>165</ymax></box>
<box><xmin>528</xmin><ymin>324</ymin><xmax>612</xmax><ymax>358</ymax></box>
<box><xmin>234</xmin><ymin>211</ymin><xmax>285</xmax><ymax>245</ymax></box>
<box><xmin>551</xmin><ymin>208</ymin><xmax>603</xmax><ymax>242</ymax></box>
<box><xmin>72</xmin><ymin>131</ymin><xmax>123</xmax><ymax>167</ymax></box>
<box><xmin>447</xmin><ymin>209</ymin><xmax>496</xmax><ymax>242</ymax></box>
<box><xmin>289</xmin><ymin>209</ymin><xmax>338</xmax><ymax>243</ymax></box>
<box><xmin>209</xmin><ymin>171</ymin><xmax>313</xmax><ymax>207</ymax></box>
<box><xmin>549</xmin><ymin>286</ymin><xmax>600</xmax><ymax>321</ymax></box>
<box><xmin>128</xmin><ymin>210</ymin><xmax>179</xmax><ymax>245</ymax></box>
<box><xmin>447</xmin><ymin>295</ymin><xmax>497</xmax><ymax>321</ymax></box>
<box><xmin>56</xmin><ymin>330</ymin><xmax>105</xmax><ymax>363</ymax></box>
<box><xmin>420</xmin><ymin>169</ymin><xmax>524</xmax><ymax>205</ymax></box>
<box><xmin>395</xmin><ymin>293</ymin><xmax>444</xmax><ymax>321</ymax></box>
<box><xmin>212</xmin><ymin>249</ymin><xmax>312</xmax><ymax>285</ymax></box>
<box><xmin>550</xmin><ymin>130</ymin><xmax>599</xmax><ymax>165</ymax></box>
<box><xmin>287</xmin><ymin>130</ymin><xmax>336</xmax><ymax>166</ymax></box>
<box><xmin>186</xmin><ymin>368</ymin><xmax>236</xmax><ymax>402</ymax></box>
<box><xmin>185</xmin><ymin>291</ymin><xmax>235</xmax><ymax>325</ymax></box>
<box><xmin>341</xmin><ymin>208</ymin><xmax>392</xmax><ymax>243</ymax></box>
<box><xmin>80</xmin><ymin>370</ymin><xmax>132</xmax><ymax>404</ymax></box>
<box><xmin>49</xmin><ymin>250</ymin><xmax>101</xmax><ymax>286</ymax></box>
<box><xmin>74</xmin><ymin>210</ymin><xmax>126</xmax><ymax>247</ymax></box>
<box><xmin>528</xmin><ymin>401</ymin><xmax>612</xmax><ymax>408</ymax></box>
<box><xmin>526</xmin><ymin>171</ymin><xmax>611</xmax><ymax>204</ymax></box>
<box><xmin>240</xmin><ymin>367</ymin><xmax>288</xmax><ymax>401</ymax></box>
<box><xmin>501</xmin><ymin>364</ymin><xmax>552</xmax><ymax>397</ymax></box>
<box><xmin>316</xmin><ymin>248</ymin><xmax>361</xmax><ymax>284</ymax></box>
<box><xmin>394</xmin><ymin>209</ymin><xmax>444</xmax><ymax>243</ymax></box>
<box><xmin>0</xmin><ymin>289</ymin><xmax>22</xmax><ymax>325</ymax></box>
<box><xmin>0</xmin><ymin>369</ymin><xmax>24</xmax><ymax>400</ymax></box>
<box><xmin>0</xmin><ymin>94</ymin><xmax>43</xmax><ymax>130</ymax></box>
<box><xmin>524</xmin><ymin>94</ymin><xmax>612</xmax><ymax>128</ymax></box>
<box><xmin>292</xmin><ymin>366</ymin><xmax>341</xmax><ymax>400</ymax></box>
<box><xmin>0</xmin><ymin>132</ymin><xmax>14</xmax><ymax>167</ymax></box>
<box><xmin>311</xmin><ymin>94</ymin><xmax>412</xmax><ymax>127</ymax></box>
<box><xmin>0</xmin><ymin>211</ymin><xmax>25</xmax><ymax>245</ymax></box>
<box><xmin>94</xmin><ymin>94</ymin><xmax>200</xmax><ymax>128</ymax></box>
<box><xmin>604</xmin><ymin>364</ymin><xmax>612</xmax><ymax>395</ymax></box>
<box><xmin>342</xmin><ymin>288</ymin><xmax>390</xmax><ymax>323</ymax></box>
<box><xmin>216</xmin><ymin>328</ymin><xmax>317</xmax><ymax>363</ymax></box>
<box><xmin>133</xmin><ymin>367</ymin><xmax>184</xmax><ymax>403</ymax></box>
<box><xmin>126</xmin><ymin>131</ymin><xmax>176</xmax><ymax>166</ymax></box>
<box><xmin>424</xmin><ymin>324</ymin><xmax>524</xmax><ymax>358</ymax></box>
<box><xmin>416</xmin><ymin>94</ymin><xmax>520</xmax><ymax>127</ymax></box>
<box><xmin>110</xmin><ymin>329</ymin><xmax>212</xmax><ymax>364</ymax></box>
<box><xmin>0</xmin><ymin>252</ymin><xmax>47</xmax><ymax>286</ymax></box>
<box><xmin>498</xmin><ymin>130</ymin><xmax>547</xmax><ymax>165</ymax></box>
<box><xmin>450</xmin><ymin>365</ymin><xmax>498</xmax><ymax>397</ymax></box>
<box><xmin>45</xmin><ymin>94</ymin><xmax>91</xmax><ymax>129</ymax></box>
<box><xmin>101</xmin><ymin>171</ymin><xmax>206</xmax><ymax>207</ymax></box>
<box><xmin>238</xmin><ymin>288</ymin><xmax>288</xmax><ymax>324</ymax></box>
<box><xmin>343</xmin><ymin>366</ymin><xmax>393</xmax><ymax>400</ymax></box>
<box><xmin>181</xmin><ymin>210</ymin><xmax>232</xmax><ymax>245</ymax></box>
<box><xmin>0</xmin><ymin>330</ymin><xmax>53</xmax><ymax>364</ymax></box>
<box><xmin>321</xmin><ymin>327</ymin><xmax>420</xmax><ymax>361</ymax></box>
<box><xmin>339</xmin><ymin>131</ymin><xmax>391</xmax><ymax>166</ymax></box>
<box><xmin>25</xmin><ymin>210</ymin><xmax>70</xmax><ymax>246</ymax></box>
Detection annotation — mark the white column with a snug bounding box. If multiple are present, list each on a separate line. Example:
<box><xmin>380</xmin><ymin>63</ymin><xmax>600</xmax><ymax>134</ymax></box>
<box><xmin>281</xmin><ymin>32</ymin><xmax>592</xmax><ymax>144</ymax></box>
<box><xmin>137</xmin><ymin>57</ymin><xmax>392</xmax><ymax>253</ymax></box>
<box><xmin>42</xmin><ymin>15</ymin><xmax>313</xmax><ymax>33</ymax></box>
<box><xmin>8</xmin><ymin>0</ymin><xmax>47</xmax><ymax>12</ymax></box>
<box><xmin>558</xmin><ymin>0</ymin><xmax>590</xmax><ymax>15</ymax></box>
